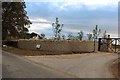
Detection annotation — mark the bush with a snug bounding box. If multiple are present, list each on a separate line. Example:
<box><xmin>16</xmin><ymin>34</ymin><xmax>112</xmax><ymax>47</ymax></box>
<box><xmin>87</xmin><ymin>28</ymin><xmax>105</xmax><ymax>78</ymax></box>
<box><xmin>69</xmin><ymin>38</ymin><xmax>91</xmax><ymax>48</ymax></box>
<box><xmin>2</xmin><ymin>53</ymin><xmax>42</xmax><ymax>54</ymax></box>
<box><xmin>2</xmin><ymin>40</ymin><xmax>18</xmax><ymax>48</ymax></box>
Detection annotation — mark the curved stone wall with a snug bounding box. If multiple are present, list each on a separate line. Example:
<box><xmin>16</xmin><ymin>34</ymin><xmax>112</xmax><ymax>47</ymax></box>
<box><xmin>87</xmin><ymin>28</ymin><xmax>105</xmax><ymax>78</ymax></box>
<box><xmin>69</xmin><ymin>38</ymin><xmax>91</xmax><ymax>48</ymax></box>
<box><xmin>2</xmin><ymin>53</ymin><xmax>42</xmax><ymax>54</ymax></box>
<box><xmin>18</xmin><ymin>40</ymin><xmax>98</xmax><ymax>53</ymax></box>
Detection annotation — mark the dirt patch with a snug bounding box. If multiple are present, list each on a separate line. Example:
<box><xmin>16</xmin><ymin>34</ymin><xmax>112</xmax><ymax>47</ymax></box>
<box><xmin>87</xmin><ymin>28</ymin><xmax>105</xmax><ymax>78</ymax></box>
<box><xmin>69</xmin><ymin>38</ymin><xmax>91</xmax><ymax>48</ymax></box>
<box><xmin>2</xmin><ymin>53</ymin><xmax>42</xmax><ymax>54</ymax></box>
<box><xmin>118</xmin><ymin>58</ymin><xmax>120</xmax><ymax>78</ymax></box>
<box><xmin>110</xmin><ymin>59</ymin><xmax>119</xmax><ymax>78</ymax></box>
<box><xmin>2</xmin><ymin>46</ymin><xmax>82</xmax><ymax>56</ymax></box>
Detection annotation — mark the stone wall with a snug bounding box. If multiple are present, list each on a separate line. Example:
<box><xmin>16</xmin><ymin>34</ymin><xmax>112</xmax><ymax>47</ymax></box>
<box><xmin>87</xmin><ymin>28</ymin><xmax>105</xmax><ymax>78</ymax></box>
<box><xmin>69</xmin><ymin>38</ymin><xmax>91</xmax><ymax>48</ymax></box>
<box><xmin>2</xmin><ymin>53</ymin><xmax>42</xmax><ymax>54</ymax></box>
<box><xmin>18</xmin><ymin>40</ymin><xmax>98</xmax><ymax>53</ymax></box>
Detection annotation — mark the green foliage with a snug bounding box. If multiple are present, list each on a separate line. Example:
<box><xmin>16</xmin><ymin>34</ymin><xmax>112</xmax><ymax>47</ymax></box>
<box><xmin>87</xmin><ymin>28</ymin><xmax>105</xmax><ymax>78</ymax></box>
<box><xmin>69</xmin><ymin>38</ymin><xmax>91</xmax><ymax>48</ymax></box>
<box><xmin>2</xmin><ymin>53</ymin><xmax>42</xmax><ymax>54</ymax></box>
<box><xmin>2</xmin><ymin>2</ymin><xmax>32</xmax><ymax>40</ymax></box>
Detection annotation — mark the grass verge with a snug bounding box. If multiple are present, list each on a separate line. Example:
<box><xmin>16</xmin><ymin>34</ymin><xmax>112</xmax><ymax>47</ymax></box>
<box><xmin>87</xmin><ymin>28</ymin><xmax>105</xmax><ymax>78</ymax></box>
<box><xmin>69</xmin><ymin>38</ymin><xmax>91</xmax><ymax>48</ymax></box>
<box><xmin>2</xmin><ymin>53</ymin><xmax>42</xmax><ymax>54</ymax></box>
<box><xmin>110</xmin><ymin>58</ymin><xmax>119</xmax><ymax>78</ymax></box>
<box><xmin>2</xmin><ymin>46</ymin><xmax>75</xmax><ymax>56</ymax></box>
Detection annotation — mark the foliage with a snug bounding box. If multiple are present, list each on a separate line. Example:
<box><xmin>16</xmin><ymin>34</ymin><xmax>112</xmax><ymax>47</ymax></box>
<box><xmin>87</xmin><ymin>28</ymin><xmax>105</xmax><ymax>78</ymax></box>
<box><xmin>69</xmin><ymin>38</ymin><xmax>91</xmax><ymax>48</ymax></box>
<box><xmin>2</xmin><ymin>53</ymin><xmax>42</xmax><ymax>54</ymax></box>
<box><xmin>52</xmin><ymin>17</ymin><xmax>63</xmax><ymax>40</ymax></box>
<box><xmin>102</xmin><ymin>30</ymin><xmax>108</xmax><ymax>38</ymax></box>
<box><xmin>62</xmin><ymin>35</ymin><xmax>66</xmax><ymax>40</ymax></box>
<box><xmin>87</xmin><ymin>34</ymin><xmax>93</xmax><ymax>40</ymax></box>
<box><xmin>92</xmin><ymin>25</ymin><xmax>101</xmax><ymax>52</ymax></box>
<box><xmin>67</xmin><ymin>33</ymin><xmax>74</xmax><ymax>40</ymax></box>
<box><xmin>93</xmin><ymin>25</ymin><xmax>101</xmax><ymax>40</ymax></box>
<box><xmin>2</xmin><ymin>2</ymin><xmax>31</xmax><ymax>40</ymax></box>
<box><xmin>78</xmin><ymin>31</ymin><xmax>83</xmax><ymax>40</ymax></box>
<box><xmin>41</xmin><ymin>33</ymin><xmax>45</xmax><ymax>39</ymax></box>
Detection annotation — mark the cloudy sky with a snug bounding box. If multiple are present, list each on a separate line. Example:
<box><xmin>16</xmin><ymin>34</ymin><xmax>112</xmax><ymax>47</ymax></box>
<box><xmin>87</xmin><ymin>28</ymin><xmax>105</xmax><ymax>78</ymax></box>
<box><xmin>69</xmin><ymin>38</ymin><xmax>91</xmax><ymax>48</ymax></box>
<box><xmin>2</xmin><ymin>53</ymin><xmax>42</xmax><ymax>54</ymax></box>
<box><xmin>25</xmin><ymin>0</ymin><xmax>119</xmax><ymax>39</ymax></box>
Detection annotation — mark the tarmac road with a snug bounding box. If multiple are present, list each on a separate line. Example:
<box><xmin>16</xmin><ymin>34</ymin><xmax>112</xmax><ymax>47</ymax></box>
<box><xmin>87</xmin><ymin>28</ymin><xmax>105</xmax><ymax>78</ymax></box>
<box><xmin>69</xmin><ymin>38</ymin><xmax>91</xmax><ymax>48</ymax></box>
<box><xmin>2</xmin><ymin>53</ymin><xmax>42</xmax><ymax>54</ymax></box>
<box><xmin>2</xmin><ymin>51</ymin><xmax>76</xmax><ymax>78</ymax></box>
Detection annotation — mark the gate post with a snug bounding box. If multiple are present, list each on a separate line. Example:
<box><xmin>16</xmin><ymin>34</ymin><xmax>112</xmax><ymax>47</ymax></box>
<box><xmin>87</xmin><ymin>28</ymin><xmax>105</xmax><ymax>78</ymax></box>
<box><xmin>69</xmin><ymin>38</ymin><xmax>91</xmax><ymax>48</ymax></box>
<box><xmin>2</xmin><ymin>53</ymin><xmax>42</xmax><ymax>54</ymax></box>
<box><xmin>98</xmin><ymin>38</ymin><xmax>101</xmax><ymax>51</ymax></box>
<box><xmin>115</xmin><ymin>39</ymin><xmax>117</xmax><ymax>53</ymax></box>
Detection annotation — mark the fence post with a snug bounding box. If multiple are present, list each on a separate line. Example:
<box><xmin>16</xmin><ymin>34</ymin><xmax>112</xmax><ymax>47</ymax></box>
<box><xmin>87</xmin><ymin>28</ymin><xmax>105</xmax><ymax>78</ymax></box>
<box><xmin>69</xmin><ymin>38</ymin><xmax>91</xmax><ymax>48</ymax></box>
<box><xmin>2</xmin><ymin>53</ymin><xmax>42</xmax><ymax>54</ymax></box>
<box><xmin>115</xmin><ymin>39</ymin><xmax>117</xmax><ymax>53</ymax></box>
<box><xmin>98</xmin><ymin>38</ymin><xmax>101</xmax><ymax>51</ymax></box>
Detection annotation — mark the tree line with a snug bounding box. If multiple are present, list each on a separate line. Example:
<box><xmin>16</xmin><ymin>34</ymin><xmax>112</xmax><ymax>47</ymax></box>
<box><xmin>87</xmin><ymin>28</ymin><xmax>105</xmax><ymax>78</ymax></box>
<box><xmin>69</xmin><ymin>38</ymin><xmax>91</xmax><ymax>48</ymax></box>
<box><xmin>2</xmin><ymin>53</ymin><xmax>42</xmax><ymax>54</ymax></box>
<box><xmin>52</xmin><ymin>18</ymin><xmax>109</xmax><ymax>41</ymax></box>
<box><xmin>2</xmin><ymin>2</ymin><xmax>109</xmax><ymax>41</ymax></box>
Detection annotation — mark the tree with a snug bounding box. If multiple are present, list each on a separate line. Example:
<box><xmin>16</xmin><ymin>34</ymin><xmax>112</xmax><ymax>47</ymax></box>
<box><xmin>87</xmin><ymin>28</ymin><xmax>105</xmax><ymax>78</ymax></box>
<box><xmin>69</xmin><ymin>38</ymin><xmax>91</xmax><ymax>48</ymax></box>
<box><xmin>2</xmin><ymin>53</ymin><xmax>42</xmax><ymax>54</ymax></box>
<box><xmin>41</xmin><ymin>33</ymin><xmax>45</xmax><ymax>39</ymax></box>
<box><xmin>2</xmin><ymin>2</ymin><xmax>31</xmax><ymax>40</ymax></box>
<box><xmin>87</xmin><ymin>34</ymin><xmax>93</xmax><ymax>40</ymax></box>
<box><xmin>62</xmin><ymin>35</ymin><xmax>66</xmax><ymax>40</ymax></box>
<box><xmin>93</xmin><ymin>25</ymin><xmax>101</xmax><ymax>52</ymax></box>
<box><xmin>22</xmin><ymin>27</ymin><xmax>29</xmax><ymax>39</ymax></box>
<box><xmin>78</xmin><ymin>31</ymin><xmax>83</xmax><ymax>40</ymax></box>
<box><xmin>102</xmin><ymin>30</ymin><xmax>108</xmax><ymax>38</ymax></box>
<box><xmin>52</xmin><ymin>17</ymin><xmax>63</xmax><ymax>40</ymax></box>
<box><xmin>67</xmin><ymin>33</ymin><xmax>73</xmax><ymax>40</ymax></box>
<box><xmin>93</xmin><ymin>25</ymin><xmax>101</xmax><ymax>40</ymax></box>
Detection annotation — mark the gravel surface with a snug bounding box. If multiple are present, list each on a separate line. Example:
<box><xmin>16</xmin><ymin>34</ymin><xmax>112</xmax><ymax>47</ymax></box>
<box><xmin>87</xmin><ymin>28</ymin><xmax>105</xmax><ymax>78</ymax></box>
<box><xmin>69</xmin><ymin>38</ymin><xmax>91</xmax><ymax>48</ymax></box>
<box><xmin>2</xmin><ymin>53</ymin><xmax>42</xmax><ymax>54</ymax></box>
<box><xmin>24</xmin><ymin>52</ymin><xmax>118</xmax><ymax>78</ymax></box>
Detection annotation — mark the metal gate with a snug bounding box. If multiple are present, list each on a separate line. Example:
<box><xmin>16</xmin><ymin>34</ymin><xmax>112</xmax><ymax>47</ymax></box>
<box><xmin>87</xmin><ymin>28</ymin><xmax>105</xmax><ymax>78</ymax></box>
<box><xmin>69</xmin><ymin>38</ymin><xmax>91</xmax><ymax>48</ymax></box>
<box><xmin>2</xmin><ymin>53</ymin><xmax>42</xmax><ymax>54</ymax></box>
<box><xmin>98</xmin><ymin>38</ymin><xmax>120</xmax><ymax>53</ymax></box>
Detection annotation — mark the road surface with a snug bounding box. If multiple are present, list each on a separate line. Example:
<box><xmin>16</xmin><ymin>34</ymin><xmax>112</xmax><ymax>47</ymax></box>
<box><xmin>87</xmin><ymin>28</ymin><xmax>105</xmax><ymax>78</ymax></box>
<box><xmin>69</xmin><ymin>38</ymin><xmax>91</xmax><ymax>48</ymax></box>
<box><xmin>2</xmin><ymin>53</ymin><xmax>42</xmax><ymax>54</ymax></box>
<box><xmin>25</xmin><ymin>52</ymin><xmax>118</xmax><ymax>78</ymax></box>
<box><xmin>2</xmin><ymin>51</ymin><xmax>76</xmax><ymax>78</ymax></box>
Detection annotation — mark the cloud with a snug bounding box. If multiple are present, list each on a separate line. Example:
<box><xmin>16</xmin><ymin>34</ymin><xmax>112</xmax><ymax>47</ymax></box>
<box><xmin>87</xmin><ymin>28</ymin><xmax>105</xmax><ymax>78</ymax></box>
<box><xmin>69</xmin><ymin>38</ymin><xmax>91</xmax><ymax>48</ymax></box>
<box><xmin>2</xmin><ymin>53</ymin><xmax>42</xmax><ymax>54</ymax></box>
<box><xmin>29</xmin><ymin>17</ymin><xmax>52</xmax><ymax>24</ymax></box>
<box><xmin>76</xmin><ymin>0</ymin><xmax>119</xmax><ymax>7</ymax></box>
<box><xmin>25</xmin><ymin>1</ymin><xmax>118</xmax><ymax>38</ymax></box>
<box><xmin>29</xmin><ymin>23</ymin><xmax>51</xmax><ymax>30</ymax></box>
<box><xmin>29</xmin><ymin>25</ymin><xmax>54</xmax><ymax>38</ymax></box>
<box><xmin>25</xmin><ymin>0</ymin><xmax>119</xmax><ymax>4</ymax></box>
<box><xmin>28</xmin><ymin>17</ymin><xmax>53</xmax><ymax>38</ymax></box>
<box><xmin>30</xmin><ymin>18</ymin><xmax>50</xmax><ymax>22</ymax></box>
<box><xmin>52</xmin><ymin>0</ymin><xmax>119</xmax><ymax>11</ymax></box>
<box><xmin>25</xmin><ymin>0</ymin><xmax>119</xmax><ymax>10</ymax></box>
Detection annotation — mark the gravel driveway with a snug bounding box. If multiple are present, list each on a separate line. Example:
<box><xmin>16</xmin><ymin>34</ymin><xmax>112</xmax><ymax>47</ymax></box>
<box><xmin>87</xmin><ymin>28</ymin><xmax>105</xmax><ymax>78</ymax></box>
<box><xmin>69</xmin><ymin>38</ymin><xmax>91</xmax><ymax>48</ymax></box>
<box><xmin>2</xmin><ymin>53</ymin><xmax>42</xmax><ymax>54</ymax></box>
<box><xmin>24</xmin><ymin>52</ymin><xmax>118</xmax><ymax>78</ymax></box>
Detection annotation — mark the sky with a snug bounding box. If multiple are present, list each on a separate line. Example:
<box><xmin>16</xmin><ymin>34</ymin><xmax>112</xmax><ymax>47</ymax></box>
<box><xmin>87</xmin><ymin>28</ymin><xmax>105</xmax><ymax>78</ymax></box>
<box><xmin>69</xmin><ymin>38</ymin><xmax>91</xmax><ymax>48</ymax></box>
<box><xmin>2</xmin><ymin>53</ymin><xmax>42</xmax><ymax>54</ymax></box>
<box><xmin>25</xmin><ymin>0</ymin><xmax>119</xmax><ymax>39</ymax></box>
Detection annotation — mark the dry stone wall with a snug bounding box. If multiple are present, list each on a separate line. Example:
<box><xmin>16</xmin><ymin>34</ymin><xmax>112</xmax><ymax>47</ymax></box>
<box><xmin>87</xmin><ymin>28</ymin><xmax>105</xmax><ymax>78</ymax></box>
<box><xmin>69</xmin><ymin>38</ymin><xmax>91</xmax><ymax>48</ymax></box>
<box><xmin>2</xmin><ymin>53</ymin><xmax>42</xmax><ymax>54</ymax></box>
<box><xmin>18</xmin><ymin>40</ymin><xmax>98</xmax><ymax>53</ymax></box>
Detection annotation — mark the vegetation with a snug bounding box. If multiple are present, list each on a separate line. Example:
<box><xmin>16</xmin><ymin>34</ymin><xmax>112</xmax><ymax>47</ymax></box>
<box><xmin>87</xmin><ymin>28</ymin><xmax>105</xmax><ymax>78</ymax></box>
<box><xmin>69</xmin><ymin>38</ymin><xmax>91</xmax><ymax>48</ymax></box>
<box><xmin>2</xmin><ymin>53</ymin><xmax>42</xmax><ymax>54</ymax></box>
<box><xmin>77</xmin><ymin>31</ymin><xmax>83</xmax><ymax>40</ymax></box>
<box><xmin>2</xmin><ymin>2</ymin><xmax>109</xmax><ymax>41</ymax></box>
<box><xmin>67</xmin><ymin>33</ymin><xmax>75</xmax><ymax>40</ymax></box>
<box><xmin>62</xmin><ymin>35</ymin><xmax>66</xmax><ymax>40</ymax></box>
<box><xmin>93</xmin><ymin>25</ymin><xmax>101</xmax><ymax>40</ymax></box>
<box><xmin>52</xmin><ymin>18</ymin><xmax>63</xmax><ymax>40</ymax></box>
<box><xmin>41</xmin><ymin>33</ymin><xmax>45</xmax><ymax>39</ymax></box>
<box><xmin>102</xmin><ymin>30</ymin><xmax>108</xmax><ymax>38</ymax></box>
<box><xmin>92</xmin><ymin>25</ymin><xmax>101</xmax><ymax>51</ymax></box>
<box><xmin>87</xmin><ymin>34</ymin><xmax>93</xmax><ymax>40</ymax></box>
<box><xmin>2</xmin><ymin>2</ymin><xmax>32</xmax><ymax>40</ymax></box>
